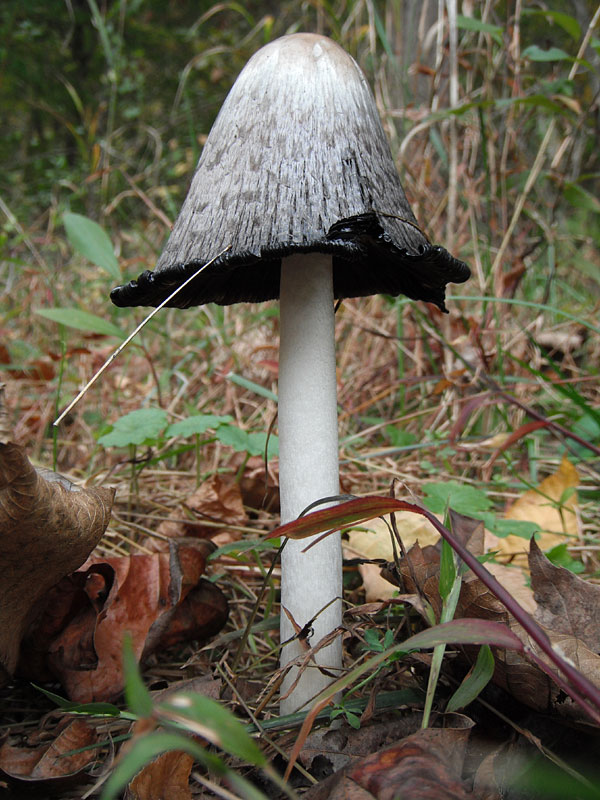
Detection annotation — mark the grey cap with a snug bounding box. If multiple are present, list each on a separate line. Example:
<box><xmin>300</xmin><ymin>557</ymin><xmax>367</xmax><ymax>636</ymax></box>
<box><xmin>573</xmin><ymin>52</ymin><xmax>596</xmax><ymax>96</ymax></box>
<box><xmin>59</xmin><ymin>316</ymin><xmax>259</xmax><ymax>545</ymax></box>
<box><xmin>111</xmin><ymin>33</ymin><xmax>470</xmax><ymax>311</ymax></box>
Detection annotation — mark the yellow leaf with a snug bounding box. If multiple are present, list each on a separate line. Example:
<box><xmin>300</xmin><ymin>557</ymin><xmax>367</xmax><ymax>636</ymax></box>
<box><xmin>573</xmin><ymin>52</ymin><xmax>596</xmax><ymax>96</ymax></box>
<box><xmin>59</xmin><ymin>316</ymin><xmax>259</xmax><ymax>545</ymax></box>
<box><xmin>492</xmin><ymin>457</ymin><xmax>579</xmax><ymax>566</ymax></box>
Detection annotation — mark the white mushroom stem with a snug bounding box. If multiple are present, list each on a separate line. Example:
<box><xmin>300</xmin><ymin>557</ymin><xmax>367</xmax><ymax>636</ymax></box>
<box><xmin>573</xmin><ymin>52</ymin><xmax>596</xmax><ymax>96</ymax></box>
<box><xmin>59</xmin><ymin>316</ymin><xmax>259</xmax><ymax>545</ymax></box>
<box><xmin>278</xmin><ymin>253</ymin><xmax>343</xmax><ymax>714</ymax></box>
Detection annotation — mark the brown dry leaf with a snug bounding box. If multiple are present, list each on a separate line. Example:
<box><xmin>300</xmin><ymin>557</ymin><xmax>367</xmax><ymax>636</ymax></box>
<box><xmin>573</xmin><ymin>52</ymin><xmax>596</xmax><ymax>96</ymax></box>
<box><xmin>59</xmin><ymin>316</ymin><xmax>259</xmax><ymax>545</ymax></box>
<box><xmin>529</xmin><ymin>538</ymin><xmax>600</xmax><ymax>650</ymax></box>
<box><xmin>0</xmin><ymin>718</ymin><xmax>97</xmax><ymax>789</ymax></box>
<box><xmin>493</xmin><ymin>457</ymin><xmax>579</xmax><ymax>565</ymax></box>
<box><xmin>126</xmin><ymin>749</ymin><xmax>194</xmax><ymax>800</ymax></box>
<box><xmin>231</xmin><ymin>452</ymin><xmax>279</xmax><ymax>511</ymax></box>
<box><xmin>345</xmin><ymin>512</ymin><xmax>440</xmax><ymax>601</ymax></box>
<box><xmin>305</xmin><ymin>726</ymin><xmax>476</xmax><ymax>800</ymax></box>
<box><xmin>19</xmin><ymin>540</ymin><xmax>228</xmax><ymax>702</ymax></box>
<box><xmin>0</xmin><ymin>386</ymin><xmax>114</xmax><ymax>679</ymax></box>
<box><xmin>300</xmin><ymin>712</ymin><xmax>425</xmax><ymax>777</ymax></box>
<box><xmin>154</xmin><ymin>474</ymin><xmax>248</xmax><ymax>550</ymax></box>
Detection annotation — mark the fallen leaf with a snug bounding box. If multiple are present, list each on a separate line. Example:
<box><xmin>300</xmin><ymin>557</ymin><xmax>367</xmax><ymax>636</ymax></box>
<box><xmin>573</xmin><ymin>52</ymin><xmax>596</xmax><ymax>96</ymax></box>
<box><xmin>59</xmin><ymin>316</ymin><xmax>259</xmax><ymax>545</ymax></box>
<box><xmin>230</xmin><ymin>453</ymin><xmax>279</xmax><ymax>511</ymax></box>
<box><xmin>345</xmin><ymin>513</ymin><xmax>440</xmax><ymax>601</ymax></box>
<box><xmin>0</xmin><ymin>718</ymin><xmax>97</xmax><ymax>789</ymax></box>
<box><xmin>529</xmin><ymin>539</ymin><xmax>600</xmax><ymax>650</ymax></box>
<box><xmin>0</xmin><ymin>385</ymin><xmax>114</xmax><ymax>679</ymax></box>
<box><xmin>305</xmin><ymin>725</ymin><xmax>476</xmax><ymax>799</ymax></box>
<box><xmin>126</xmin><ymin>749</ymin><xmax>194</xmax><ymax>800</ymax></box>
<box><xmin>154</xmin><ymin>474</ymin><xmax>248</xmax><ymax>548</ymax></box>
<box><xmin>494</xmin><ymin>457</ymin><xmax>579</xmax><ymax>565</ymax></box>
<box><xmin>19</xmin><ymin>540</ymin><xmax>229</xmax><ymax>702</ymax></box>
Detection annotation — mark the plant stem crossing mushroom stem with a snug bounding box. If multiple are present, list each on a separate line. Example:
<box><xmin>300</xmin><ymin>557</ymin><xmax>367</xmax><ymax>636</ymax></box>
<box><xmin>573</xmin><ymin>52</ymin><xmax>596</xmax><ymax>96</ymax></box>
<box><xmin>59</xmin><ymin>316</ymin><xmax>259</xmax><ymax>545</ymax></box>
<box><xmin>278</xmin><ymin>253</ymin><xmax>343</xmax><ymax>713</ymax></box>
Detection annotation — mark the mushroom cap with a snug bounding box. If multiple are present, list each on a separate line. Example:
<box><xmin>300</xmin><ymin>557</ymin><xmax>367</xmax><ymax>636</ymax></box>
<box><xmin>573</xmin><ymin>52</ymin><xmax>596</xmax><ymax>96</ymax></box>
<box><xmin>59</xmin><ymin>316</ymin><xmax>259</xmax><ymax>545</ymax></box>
<box><xmin>111</xmin><ymin>33</ymin><xmax>470</xmax><ymax>311</ymax></box>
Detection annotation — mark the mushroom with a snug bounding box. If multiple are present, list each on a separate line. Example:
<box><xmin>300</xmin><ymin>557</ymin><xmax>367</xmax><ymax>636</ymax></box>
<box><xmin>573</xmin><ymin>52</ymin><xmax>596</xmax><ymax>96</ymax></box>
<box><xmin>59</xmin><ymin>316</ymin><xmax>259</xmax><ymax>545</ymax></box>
<box><xmin>111</xmin><ymin>33</ymin><xmax>470</xmax><ymax>713</ymax></box>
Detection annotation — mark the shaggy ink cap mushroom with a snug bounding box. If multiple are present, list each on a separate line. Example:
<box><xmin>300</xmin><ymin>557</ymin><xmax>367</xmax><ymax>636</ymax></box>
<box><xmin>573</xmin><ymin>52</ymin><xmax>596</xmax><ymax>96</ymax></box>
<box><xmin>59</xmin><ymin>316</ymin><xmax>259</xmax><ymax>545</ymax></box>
<box><xmin>111</xmin><ymin>33</ymin><xmax>470</xmax><ymax>310</ymax></box>
<box><xmin>111</xmin><ymin>33</ymin><xmax>471</xmax><ymax>714</ymax></box>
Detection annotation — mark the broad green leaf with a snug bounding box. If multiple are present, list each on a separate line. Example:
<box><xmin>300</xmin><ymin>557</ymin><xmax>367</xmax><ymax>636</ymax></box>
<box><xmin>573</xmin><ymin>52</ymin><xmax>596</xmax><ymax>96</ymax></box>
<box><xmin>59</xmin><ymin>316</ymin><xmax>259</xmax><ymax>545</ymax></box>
<box><xmin>422</xmin><ymin>481</ymin><xmax>492</xmax><ymax>515</ymax></box>
<box><xmin>522</xmin><ymin>9</ymin><xmax>581</xmax><ymax>40</ymax></box>
<box><xmin>99</xmin><ymin>408</ymin><xmax>168</xmax><ymax>447</ymax></box>
<box><xmin>522</xmin><ymin>45</ymin><xmax>571</xmax><ymax>62</ymax></box>
<box><xmin>385</xmin><ymin>427</ymin><xmax>417</xmax><ymax>448</ymax></box>
<box><xmin>214</xmin><ymin>425</ymin><xmax>278</xmax><ymax>456</ymax></box>
<box><xmin>159</xmin><ymin>693</ymin><xmax>265</xmax><ymax>765</ymax></box>
<box><xmin>456</xmin><ymin>14</ymin><xmax>503</xmax><ymax>44</ymax></box>
<box><xmin>123</xmin><ymin>634</ymin><xmax>153</xmax><ymax>718</ymax></box>
<box><xmin>35</xmin><ymin>307</ymin><xmax>124</xmax><ymax>338</ymax></box>
<box><xmin>63</xmin><ymin>211</ymin><xmax>121</xmax><ymax>279</ymax></box>
<box><xmin>446</xmin><ymin>644</ymin><xmax>494</xmax><ymax>712</ymax></box>
<box><xmin>246</xmin><ymin>431</ymin><xmax>278</xmax><ymax>457</ymax></box>
<box><xmin>483</xmin><ymin>517</ymin><xmax>540</xmax><ymax>539</ymax></box>
<box><xmin>545</xmin><ymin>543</ymin><xmax>585</xmax><ymax>574</ymax></box>
<box><xmin>166</xmin><ymin>413</ymin><xmax>234</xmax><ymax>437</ymax></box>
<box><xmin>215</xmin><ymin>425</ymin><xmax>252</xmax><ymax>452</ymax></box>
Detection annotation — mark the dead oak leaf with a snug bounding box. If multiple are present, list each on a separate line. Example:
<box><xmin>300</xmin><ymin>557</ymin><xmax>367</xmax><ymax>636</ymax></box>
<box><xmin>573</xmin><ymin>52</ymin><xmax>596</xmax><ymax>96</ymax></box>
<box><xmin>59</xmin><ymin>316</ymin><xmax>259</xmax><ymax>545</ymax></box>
<box><xmin>529</xmin><ymin>538</ymin><xmax>600</xmax><ymax>651</ymax></box>
<box><xmin>305</xmin><ymin>726</ymin><xmax>477</xmax><ymax>800</ymax></box>
<box><xmin>153</xmin><ymin>474</ymin><xmax>248</xmax><ymax>551</ymax></box>
<box><xmin>0</xmin><ymin>434</ymin><xmax>114</xmax><ymax>679</ymax></box>
<box><xmin>19</xmin><ymin>540</ymin><xmax>228</xmax><ymax>702</ymax></box>
<box><xmin>126</xmin><ymin>749</ymin><xmax>194</xmax><ymax>800</ymax></box>
<box><xmin>0</xmin><ymin>718</ymin><xmax>97</xmax><ymax>790</ymax></box>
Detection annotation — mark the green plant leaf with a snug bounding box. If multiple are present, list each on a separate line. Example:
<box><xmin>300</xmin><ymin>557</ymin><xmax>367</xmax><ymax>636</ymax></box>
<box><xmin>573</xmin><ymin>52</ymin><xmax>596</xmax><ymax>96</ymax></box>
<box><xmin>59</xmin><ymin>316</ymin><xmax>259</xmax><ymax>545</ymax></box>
<box><xmin>483</xmin><ymin>517</ymin><xmax>540</xmax><ymax>539</ymax></box>
<box><xmin>123</xmin><ymin>634</ymin><xmax>153</xmax><ymax>718</ymax></box>
<box><xmin>159</xmin><ymin>692</ymin><xmax>266</xmax><ymax>765</ymax></box>
<box><xmin>215</xmin><ymin>425</ymin><xmax>278</xmax><ymax>456</ymax></box>
<box><xmin>247</xmin><ymin>431</ymin><xmax>278</xmax><ymax>457</ymax></box>
<box><xmin>363</xmin><ymin>629</ymin><xmax>385</xmax><ymax>652</ymax></box>
<box><xmin>522</xmin><ymin>45</ymin><xmax>572</xmax><ymax>62</ymax></box>
<box><xmin>439</xmin><ymin>538</ymin><xmax>457</xmax><ymax>602</ymax></box>
<box><xmin>402</xmin><ymin>619</ymin><xmax>523</xmax><ymax>651</ymax></box>
<box><xmin>564</xmin><ymin>183</ymin><xmax>600</xmax><ymax>214</ymax></box>
<box><xmin>100</xmin><ymin>732</ymin><xmax>218</xmax><ymax>800</ymax></box>
<box><xmin>166</xmin><ymin>413</ymin><xmax>234</xmax><ymax>437</ymax></box>
<box><xmin>422</xmin><ymin>481</ymin><xmax>492</xmax><ymax>515</ymax></box>
<box><xmin>522</xmin><ymin>9</ymin><xmax>581</xmax><ymax>40</ymax></box>
<box><xmin>226</xmin><ymin>372</ymin><xmax>277</xmax><ymax>401</ymax></box>
<box><xmin>456</xmin><ymin>14</ymin><xmax>503</xmax><ymax>44</ymax></box>
<box><xmin>99</xmin><ymin>408</ymin><xmax>168</xmax><ymax>447</ymax></box>
<box><xmin>446</xmin><ymin>644</ymin><xmax>494</xmax><ymax>712</ymax></box>
<box><xmin>35</xmin><ymin>307</ymin><xmax>124</xmax><ymax>338</ymax></box>
<box><xmin>63</xmin><ymin>211</ymin><xmax>120</xmax><ymax>279</ymax></box>
<box><xmin>32</xmin><ymin>684</ymin><xmax>122</xmax><ymax>717</ymax></box>
<box><xmin>544</xmin><ymin>543</ymin><xmax>585</xmax><ymax>574</ymax></box>
<box><xmin>215</xmin><ymin>425</ymin><xmax>252</xmax><ymax>452</ymax></box>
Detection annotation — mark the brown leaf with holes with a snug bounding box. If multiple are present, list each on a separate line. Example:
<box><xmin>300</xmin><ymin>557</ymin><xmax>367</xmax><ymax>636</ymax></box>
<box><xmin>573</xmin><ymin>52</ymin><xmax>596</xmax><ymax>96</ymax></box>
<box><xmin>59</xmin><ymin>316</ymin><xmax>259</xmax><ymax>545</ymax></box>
<box><xmin>126</xmin><ymin>749</ymin><xmax>194</xmax><ymax>800</ymax></box>
<box><xmin>0</xmin><ymin>718</ymin><xmax>97</xmax><ymax>790</ymax></box>
<box><xmin>305</xmin><ymin>726</ymin><xmax>477</xmax><ymax>799</ymax></box>
<box><xmin>0</xmin><ymin>385</ymin><xmax>114</xmax><ymax>681</ymax></box>
<box><xmin>19</xmin><ymin>539</ymin><xmax>228</xmax><ymax>702</ymax></box>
